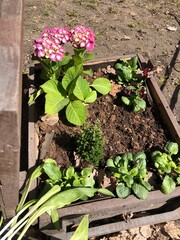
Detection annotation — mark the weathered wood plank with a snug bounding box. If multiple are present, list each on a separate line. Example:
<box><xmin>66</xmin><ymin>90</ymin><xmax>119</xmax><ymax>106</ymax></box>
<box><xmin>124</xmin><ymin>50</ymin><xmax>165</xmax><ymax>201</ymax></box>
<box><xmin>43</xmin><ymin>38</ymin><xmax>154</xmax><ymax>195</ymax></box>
<box><xmin>0</xmin><ymin>0</ymin><xmax>23</xmax><ymax>218</ymax></box>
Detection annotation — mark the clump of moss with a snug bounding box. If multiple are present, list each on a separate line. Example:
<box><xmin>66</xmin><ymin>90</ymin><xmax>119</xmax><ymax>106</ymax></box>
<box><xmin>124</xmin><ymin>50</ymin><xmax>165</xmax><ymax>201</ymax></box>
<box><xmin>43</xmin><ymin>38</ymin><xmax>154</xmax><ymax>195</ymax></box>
<box><xmin>76</xmin><ymin>122</ymin><xmax>104</xmax><ymax>167</ymax></box>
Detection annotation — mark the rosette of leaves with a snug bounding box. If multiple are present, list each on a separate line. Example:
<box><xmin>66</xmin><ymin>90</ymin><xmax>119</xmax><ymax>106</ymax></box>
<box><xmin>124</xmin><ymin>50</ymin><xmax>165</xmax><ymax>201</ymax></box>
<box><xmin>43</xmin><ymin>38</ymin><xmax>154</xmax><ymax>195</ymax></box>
<box><xmin>114</xmin><ymin>56</ymin><xmax>139</xmax><ymax>83</ymax></box>
<box><xmin>151</xmin><ymin>142</ymin><xmax>180</xmax><ymax>194</ymax></box>
<box><xmin>121</xmin><ymin>83</ymin><xmax>147</xmax><ymax>112</ymax></box>
<box><xmin>76</xmin><ymin>122</ymin><xmax>104</xmax><ymax>167</ymax></box>
<box><xmin>106</xmin><ymin>152</ymin><xmax>152</xmax><ymax>199</ymax></box>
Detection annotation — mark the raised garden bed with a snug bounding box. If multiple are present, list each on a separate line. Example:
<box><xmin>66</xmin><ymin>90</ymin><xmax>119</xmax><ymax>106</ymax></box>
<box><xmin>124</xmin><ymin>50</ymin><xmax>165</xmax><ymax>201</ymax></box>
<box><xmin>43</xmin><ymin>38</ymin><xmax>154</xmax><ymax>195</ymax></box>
<box><xmin>28</xmin><ymin>54</ymin><xmax>180</xmax><ymax>239</ymax></box>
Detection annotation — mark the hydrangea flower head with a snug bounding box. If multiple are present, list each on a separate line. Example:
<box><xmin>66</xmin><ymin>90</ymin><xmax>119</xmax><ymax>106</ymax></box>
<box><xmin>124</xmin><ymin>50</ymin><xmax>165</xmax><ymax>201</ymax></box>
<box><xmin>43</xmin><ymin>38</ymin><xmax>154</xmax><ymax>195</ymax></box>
<box><xmin>33</xmin><ymin>36</ymin><xmax>65</xmax><ymax>62</ymax></box>
<box><xmin>70</xmin><ymin>26</ymin><xmax>96</xmax><ymax>51</ymax></box>
<box><xmin>42</xmin><ymin>27</ymin><xmax>72</xmax><ymax>44</ymax></box>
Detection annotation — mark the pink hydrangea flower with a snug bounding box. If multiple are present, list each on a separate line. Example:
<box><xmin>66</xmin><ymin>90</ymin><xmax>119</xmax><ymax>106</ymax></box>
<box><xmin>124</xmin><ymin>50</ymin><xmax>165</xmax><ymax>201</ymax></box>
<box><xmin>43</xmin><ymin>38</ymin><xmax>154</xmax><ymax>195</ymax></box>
<box><xmin>42</xmin><ymin>27</ymin><xmax>72</xmax><ymax>44</ymax></box>
<box><xmin>70</xmin><ymin>26</ymin><xmax>96</xmax><ymax>51</ymax></box>
<box><xmin>33</xmin><ymin>36</ymin><xmax>65</xmax><ymax>62</ymax></box>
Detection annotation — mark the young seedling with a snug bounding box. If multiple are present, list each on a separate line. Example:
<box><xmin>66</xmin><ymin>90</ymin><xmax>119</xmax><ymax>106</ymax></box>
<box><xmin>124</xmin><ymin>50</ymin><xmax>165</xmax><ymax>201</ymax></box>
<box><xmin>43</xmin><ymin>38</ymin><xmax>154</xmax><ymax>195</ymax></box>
<box><xmin>151</xmin><ymin>142</ymin><xmax>180</xmax><ymax>194</ymax></box>
<box><xmin>106</xmin><ymin>152</ymin><xmax>152</xmax><ymax>199</ymax></box>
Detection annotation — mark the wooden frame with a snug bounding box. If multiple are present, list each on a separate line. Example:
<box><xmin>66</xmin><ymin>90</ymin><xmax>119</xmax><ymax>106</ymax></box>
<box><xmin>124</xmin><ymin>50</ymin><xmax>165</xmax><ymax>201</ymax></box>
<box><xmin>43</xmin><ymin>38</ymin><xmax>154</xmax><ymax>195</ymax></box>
<box><xmin>28</xmin><ymin>55</ymin><xmax>180</xmax><ymax>239</ymax></box>
<box><xmin>0</xmin><ymin>0</ymin><xmax>23</xmax><ymax>218</ymax></box>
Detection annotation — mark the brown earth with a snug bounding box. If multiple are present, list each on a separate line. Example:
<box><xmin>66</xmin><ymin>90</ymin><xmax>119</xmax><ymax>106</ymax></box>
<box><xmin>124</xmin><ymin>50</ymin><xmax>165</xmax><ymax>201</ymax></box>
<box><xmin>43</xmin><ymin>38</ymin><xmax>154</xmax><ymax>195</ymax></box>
<box><xmin>23</xmin><ymin>0</ymin><xmax>180</xmax><ymax>239</ymax></box>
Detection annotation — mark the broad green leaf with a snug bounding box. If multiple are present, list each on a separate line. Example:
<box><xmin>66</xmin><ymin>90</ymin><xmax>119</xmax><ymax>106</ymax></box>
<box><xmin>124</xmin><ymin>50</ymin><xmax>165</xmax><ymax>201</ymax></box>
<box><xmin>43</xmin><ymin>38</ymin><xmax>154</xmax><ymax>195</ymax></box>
<box><xmin>70</xmin><ymin>214</ymin><xmax>89</xmax><ymax>240</ymax></box>
<box><xmin>97</xmin><ymin>188</ymin><xmax>115</xmax><ymax>197</ymax></box>
<box><xmin>82</xmin><ymin>177</ymin><xmax>95</xmax><ymax>188</ymax></box>
<box><xmin>66</xmin><ymin>100</ymin><xmax>87</xmax><ymax>126</ymax></box>
<box><xmin>45</xmin><ymin>94</ymin><xmax>69</xmax><ymax>114</ymax></box>
<box><xmin>134</xmin><ymin>152</ymin><xmax>146</xmax><ymax>161</ymax></box>
<box><xmin>175</xmin><ymin>166</ymin><xmax>180</xmax><ymax>174</ymax></box>
<box><xmin>73</xmin><ymin>77</ymin><xmax>91</xmax><ymax>100</ymax></box>
<box><xmin>134</xmin><ymin>98</ymin><xmax>146</xmax><ymax>111</ymax></box>
<box><xmin>132</xmin><ymin>183</ymin><xmax>148</xmax><ymax>199</ymax></box>
<box><xmin>121</xmin><ymin>96</ymin><xmax>130</xmax><ymax>105</ymax></box>
<box><xmin>119</xmin><ymin>167</ymin><xmax>128</xmax><ymax>174</ymax></box>
<box><xmin>122</xmin><ymin>152</ymin><xmax>133</xmax><ymax>162</ymax></box>
<box><xmin>82</xmin><ymin>69</ymin><xmax>93</xmax><ymax>76</ymax></box>
<box><xmin>81</xmin><ymin>168</ymin><xmax>93</xmax><ymax>177</ymax></box>
<box><xmin>129</xmin><ymin>56</ymin><xmax>138</xmax><ymax>70</ymax></box>
<box><xmin>130</xmin><ymin>167</ymin><xmax>138</xmax><ymax>177</ymax></box>
<box><xmin>161</xmin><ymin>175</ymin><xmax>176</xmax><ymax>194</ymax></box>
<box><xmin>62</xmin><ymin>65</ymin><xmax>83</xmax><ymax>90</ymax></box>
<box><xmin>40</xmin><ymin>80</ymin><xmax>65</xmax><ymax>95</ymax></box>
<box><xmin>123</xmin><ymin>175</ymin><xmax>134</xmax><ymax>188</ymax></box>
<box><xmin>66</xmin><ymin>167</ymin><xmax>75</xmax><ymax>179</ymax></box>
<box><xmin>84</xmin><ymin>90</ymin><xmax>97</xmax><ymax>103</ymax></box>
<box><xmin>164</xmin><ymin>142</ymin><xmax>179</xmax><ymax>155</ymax></box>
<box><xmin>116</xmin><ymin>183</ymin><xmax>131</xmax><ymax>198</ymax></box>
<box><xmin>176</xmin><ymin>176</ymin><xmax>180</xmax><ymax>185</ymax></box>
<box><xmin>140</xmin><ymin>180</ymin><xmax>152</xmax><ymax>191</ymax></box>
<box><xmin>82</xmin><ymin>52</ymin><xmax>95</xmax><ymax>62</ymax></box>
<box><xmin>47</xmin><ymin>209</ymin><xmax>60</xmax><ymax>230</ymax></box>
<box><xmin>28</xmin><ymin>89</ymin><xmax>44</xmax><ymax>104</ymax></box>
<box><xmin>43</xmin><ymin>163</ymin><xmax>62</xmax><ymax>181</ymax></box>
<box><xmin>106</xmin><ymin>158</ymin><xmax>115</xmax><ymax>168</ymax></box>
<box><xmin>91</xmin><ymin>78</ymin><xmax>111</xmax><ymax>94</ymax></box>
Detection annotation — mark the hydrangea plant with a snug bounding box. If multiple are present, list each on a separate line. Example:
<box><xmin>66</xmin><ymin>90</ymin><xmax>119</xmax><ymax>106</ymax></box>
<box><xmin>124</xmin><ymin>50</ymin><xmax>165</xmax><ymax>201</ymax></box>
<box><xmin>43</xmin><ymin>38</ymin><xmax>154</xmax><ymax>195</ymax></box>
<box><xmin>29</xmin><ymin>26</ymin><xmax>111</xmax><ymax>126</ymax></box>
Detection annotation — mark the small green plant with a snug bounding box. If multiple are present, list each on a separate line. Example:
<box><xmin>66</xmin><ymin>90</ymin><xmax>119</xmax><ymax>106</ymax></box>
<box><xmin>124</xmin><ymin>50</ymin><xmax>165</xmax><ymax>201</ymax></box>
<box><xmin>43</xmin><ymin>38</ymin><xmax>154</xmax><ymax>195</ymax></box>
<box><xmin>29</xmin><ymin>26</ymin><xmax>111</xmax><ymax>126</ymax></box>
<box><xmin>121</xmin><ymin>83</ymin><xmax>146</xmax><ymax>112</ymax></box>
<box><xmin>76</xmin><ymin>122</ymin><xmax>104</xmax><ymax>167</ymax></box>
<box><xmin>70</xmin><ymin>214</ymin><xmax>89</xmax><ymax>240</ymax></box>
<box><xmin>106</xmin><ymin>152</ymin><xmax>152</xmax><ymax>199</ymax></box>
<box><xmin>0</xmin><ymin>159</ymin><xmax>113</xmax><ymax>240</ymax></box>
<box><xmin>151</xmin><ymin>142</ymin><xmax>180</xmax><ymax>194</ymax></box>
<box><xmin>114</xmin><ymin>56</ymin><xmax>139</xmax><ymax>83</ymax></box>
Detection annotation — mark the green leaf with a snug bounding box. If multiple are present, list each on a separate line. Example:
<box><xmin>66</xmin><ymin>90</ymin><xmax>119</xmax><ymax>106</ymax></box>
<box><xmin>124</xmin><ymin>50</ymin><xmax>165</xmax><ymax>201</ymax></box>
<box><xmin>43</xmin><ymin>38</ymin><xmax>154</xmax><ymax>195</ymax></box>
<box><xmin>66</xmin><ymin>100</ymin><xmax>87</xmax><ymax>126</ymax></box>
<box><xmin>91</xmin><ymin>78</ymin><xmax>111</xmax><ymax>94</ymax></box>
<box><xmin>161</xmin><ymin>175</ymin><xmax>176</xmax><ymax>194</ymax></box>
<box><xmin>134</xmin><ymin>152</ymin><xmax>146</xmax><ymax>161</ymax></box>
<box><xmin>62</xmin><ymin>65</ymin><xmax>83</xmax><ymax>90</ymax></box>
<box><xmin>132</xmin><ymin>183</ymin><xmax>148</xmax><ymax>199</ymax></box>
<box><xmin>97</xmin><ymin>188</ymin><xmax>115</xmax><ymax>197</ymax></box>
<box><xmin>176</xmin><ymin>176</ymin><xmax>180</xmax><ymax>185</ymax></box>
<box><xmin>164</xmin><ymin>142</ymin><xmax>179</xmax><ymax>155</ymax></box>
<box><xmin>134</xmin><ymin>98</ymin><xmax>146</xmax><ymax>111</ymax></box>
<box><xmin>106</xmin><ymin>158</ymin><xmax>115</xmax><ymax>168</ymax></box>
<box><xmin>122</xmin><ymin>96</ymin><xmax>131</xmax><ymax>105</ymax></box>
<box><xmin>70</xmin><ymin>214</ymin><xmax>89</xmax><ymax>240</ymax></box>
<box><xmin>82</xmin><ymin>69</ymin><xmax>93</xmax><ymax>76</ymax></box>
<box><xmin>43</xmin><ymin>163</ymin><xmax>62</xmax><ymax>181</ymax></box>
<box><xmin>129</xmin><ymin>56</ymin><xmax>138</xmax><ymax>70</ymax></box>
<box><xmin>45</xmin><ymin>94</ymin><xmax>69</xmax><ymax>115</ymax></box>
<box><xmin>73</xmin><ymin>77</ymin><xmax>91</xmax><ymax>100</ymax></box>
<box><xmin>140</xmin><ymin>180</ymin><xmax>152</xmax><ymax>191</ymax></box>
<box><xmin>81</xmin><ymin>168</ymin><xmax>93</xmax><ymax>177</ymax></box>
<box><xmin>28</xmin><ymin>89</ymin><xmax>44</xmax><ymax>104</ymax></box>
<box><xmin>116</xmin><ymin>183</ymin><xmax>131</xmax><ymax>198</ymax></box>
<box><xmin>130</xmin><ymin>167</ymin><xmax>138</xmax><ymax>177</ymax></box>
<box><xmin>65</xmin><ymin>167</ymin><xmax>75</xmax><ymax>179</ymax></box>
<box><xmin>123</xmin><ymin>175</ymin><xmax>134</xmax><ymax>188</ymax></box>
<box><xmin>82</xmin><ymin>177</ymin><xmax>95</xmax><ymax>188</ymax></box>
<box><xmin>47</xmin><ymin>209</ymin><xmax>60</xmax><ymax>230</ymax></box>
<box><xmin>84</xmin><ymin>90</ymin><xmax>97</xmax><ymax>103</ymax></box>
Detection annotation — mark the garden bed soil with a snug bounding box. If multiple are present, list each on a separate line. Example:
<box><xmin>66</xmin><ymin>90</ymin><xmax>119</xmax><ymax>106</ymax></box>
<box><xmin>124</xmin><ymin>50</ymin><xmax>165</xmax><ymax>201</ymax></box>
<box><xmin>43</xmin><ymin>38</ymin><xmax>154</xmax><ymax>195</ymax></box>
<box><xmin>35</xmin><ymin>63</ymin><xmax>170</xmax><ymax>170</ymax></box>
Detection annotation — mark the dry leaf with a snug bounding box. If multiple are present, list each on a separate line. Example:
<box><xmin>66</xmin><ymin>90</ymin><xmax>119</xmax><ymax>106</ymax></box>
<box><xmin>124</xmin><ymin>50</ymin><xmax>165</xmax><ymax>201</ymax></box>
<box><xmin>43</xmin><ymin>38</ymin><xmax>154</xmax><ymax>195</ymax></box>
<box><xmin>166</xmin><ymin>25</ymin><xmax>177</xmax><ymax>31</ymax></box>
<box><xmin>164</xmin><ymin>221</ymin><xmax>180</xmax><ymax>239</ymax></box>
<box><xmin>40</xmin><ymin>113</ymin><xmax>59</xmax><ymax>125</ymax></box>
<box><xmin>109</xmin><ymin>81</ymin><xmax>121</xmax><ymax>96</ymax></box>
<box><xmin>121</xmin><ymin>35</ymin><xmax>131</xmax><ymax>40</ymax></box>
<box><xmin>155</xmin><ymin>66</ymin><xmax>163</xmax><ymax>74</ymax></box>
<box><xmin>140</xmin><ymin>225</ymin><xmax>152</xmax><ymax>238</ymax></box>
